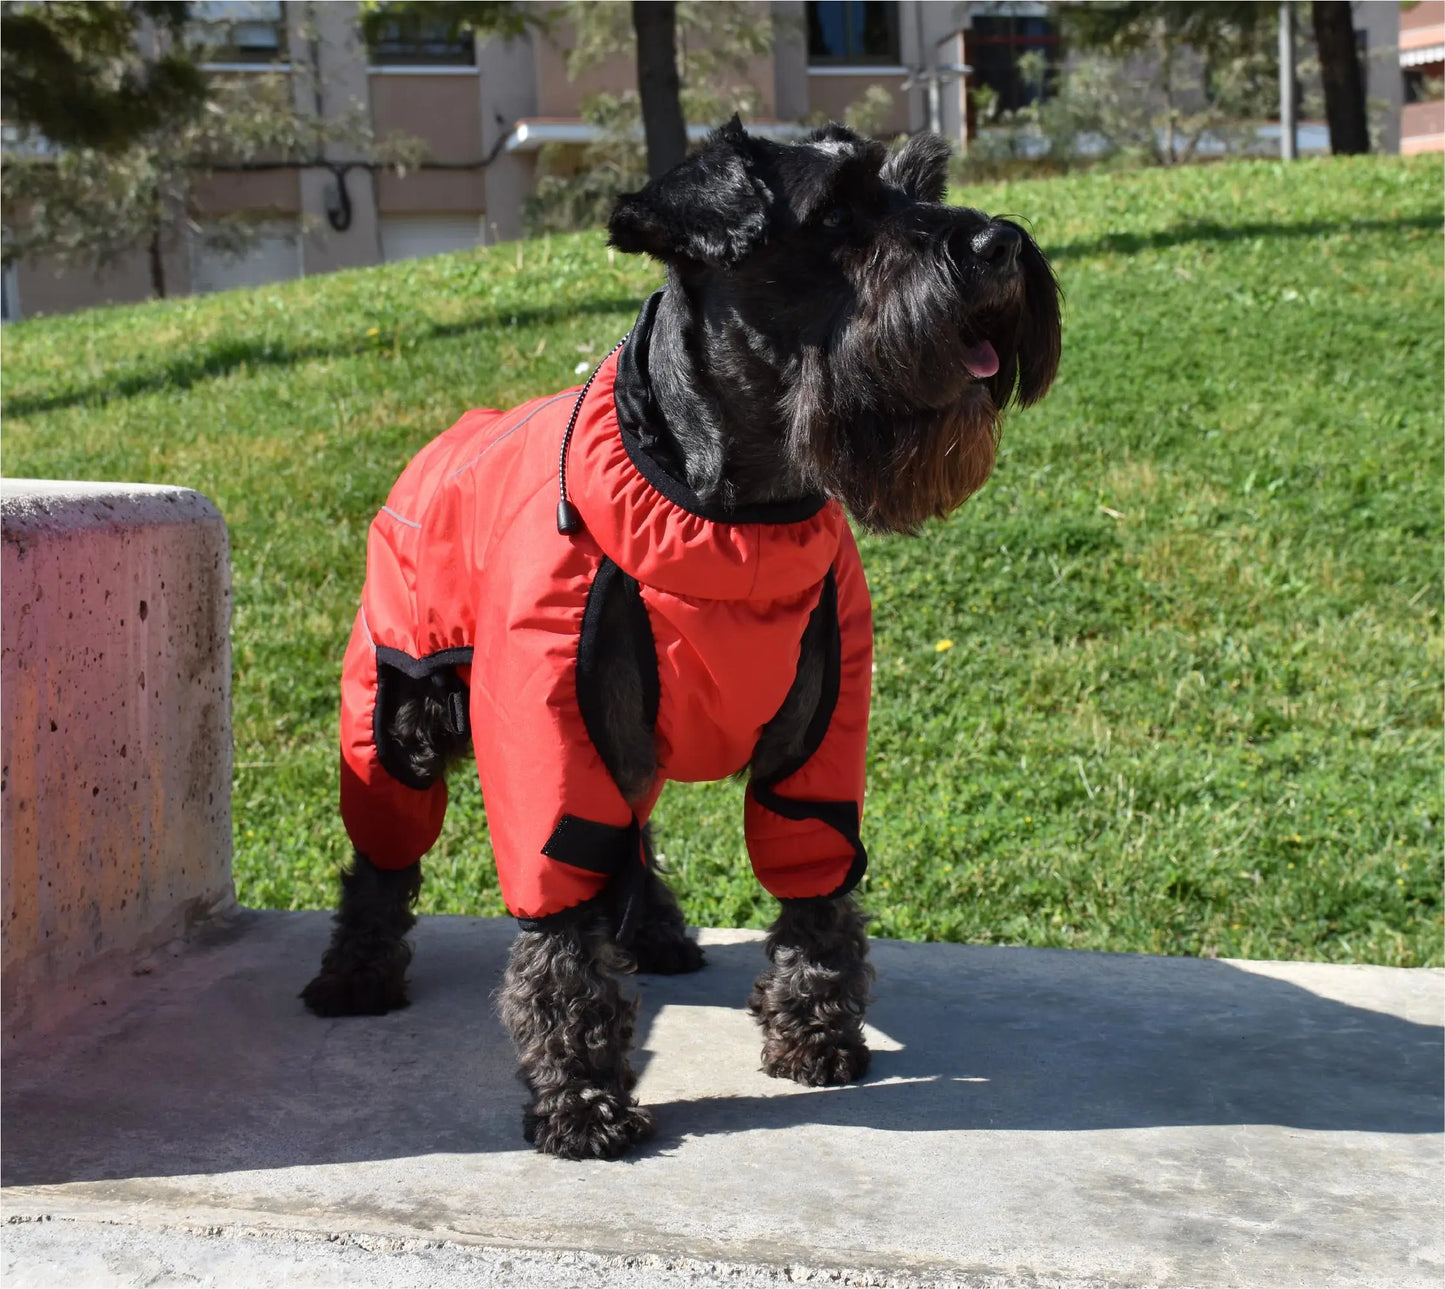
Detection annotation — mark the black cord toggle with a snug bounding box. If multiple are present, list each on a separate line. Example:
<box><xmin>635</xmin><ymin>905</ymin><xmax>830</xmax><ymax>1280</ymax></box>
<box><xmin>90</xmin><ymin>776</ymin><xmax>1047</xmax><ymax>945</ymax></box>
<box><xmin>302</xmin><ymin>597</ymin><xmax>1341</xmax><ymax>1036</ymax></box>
<box><xmin>556</xmin><ymin>335</ymin><xmax>628</xmax><ymax>536</ymax></box>
<box><xmin>556</xmin><ymin>498</ymin><xmax>583</xmax><ymax>535</ymax></box>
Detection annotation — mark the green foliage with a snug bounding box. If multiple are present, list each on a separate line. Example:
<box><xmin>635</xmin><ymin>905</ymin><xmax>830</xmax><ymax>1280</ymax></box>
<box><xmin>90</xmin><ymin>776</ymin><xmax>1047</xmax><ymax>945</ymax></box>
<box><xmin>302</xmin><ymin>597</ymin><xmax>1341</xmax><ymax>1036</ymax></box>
<box><xmin>0</xmin><ymin>2</ymin><xmax>205</xmax><ymax>152</ymax></box>
<box><xmin>3</xmin><ymin>157</ymin><xmax>1440</xmax><ymax>965</ymax></box>
<box><xmin>2</xmin><ymin>3</ymin><xmax>424</xmax><ymax>294</ymax></box>
<box><xmin>1062</xmin><ymin>1</ymin><xmax>1275</xmax><ymax>62</ymax></box>
<box><xmin>357</xmin><ymin>0</ymin><xmax>537</xmax><ymax>47</ymax></box>
<box><xmin>975</xmin><ymin>3</ymin><xmax>1310</xmax><ymax>169</ymax></box>
<box><xmin>558</xmin><ymin>0</ymin><xmax>772</xmax><ymax>110</ymax></box>
<box><xmin>525</xmin><ymin>1</ymin><xmax>773</xmax><ymax>234</ymax></box>
<box><xmin>5</xmin><ymin>71</ymin><xmax>419</xmax><ymax>281</ymax></box>
<box><xmin>839</xmin><ymin>84</ymin><xmax>898</xmax><ymax>138</ymax></box>
<box><xmin>526</xmin><ymin>93</ymin><xmax>651</xmax><ymax>238</ymax></box>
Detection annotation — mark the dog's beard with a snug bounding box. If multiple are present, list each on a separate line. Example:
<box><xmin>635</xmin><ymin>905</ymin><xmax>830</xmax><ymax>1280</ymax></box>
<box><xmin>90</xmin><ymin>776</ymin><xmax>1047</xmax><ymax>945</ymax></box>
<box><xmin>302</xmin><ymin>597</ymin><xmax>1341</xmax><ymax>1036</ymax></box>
<box><xmin>788</xmin><ymin>344</ymin><xmax>999</xmax><ymax>535</ymax></box>
<box><xmin>785</xmin><ymin>233</ymin><xmax>1056</xmax><ymax>536</ymax></box>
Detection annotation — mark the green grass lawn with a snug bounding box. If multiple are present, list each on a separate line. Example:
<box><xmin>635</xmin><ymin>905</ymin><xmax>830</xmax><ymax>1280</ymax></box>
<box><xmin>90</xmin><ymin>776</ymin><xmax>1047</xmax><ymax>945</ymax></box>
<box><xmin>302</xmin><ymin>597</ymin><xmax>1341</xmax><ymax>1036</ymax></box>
<box><xmin>4</xmin><ymin>156</ymin><xmax>1441</xmax><ymax>965</ymax></box>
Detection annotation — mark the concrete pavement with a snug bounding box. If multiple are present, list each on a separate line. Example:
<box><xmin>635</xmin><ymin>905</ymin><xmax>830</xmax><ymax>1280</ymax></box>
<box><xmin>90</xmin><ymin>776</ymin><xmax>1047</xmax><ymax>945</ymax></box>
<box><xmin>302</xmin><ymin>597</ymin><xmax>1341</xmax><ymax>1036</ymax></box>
<box><xmin>2</xmin><ymin>911</ymin><xmax>1441</xmax><ymax>1288</ymax></box>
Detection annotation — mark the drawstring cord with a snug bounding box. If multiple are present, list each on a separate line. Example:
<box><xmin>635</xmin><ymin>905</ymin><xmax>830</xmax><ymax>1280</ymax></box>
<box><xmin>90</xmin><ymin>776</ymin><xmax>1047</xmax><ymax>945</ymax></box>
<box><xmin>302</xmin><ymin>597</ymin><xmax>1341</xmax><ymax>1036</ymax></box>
<box><xmin>556</xmin><ymin>336</ymin><xmax>628</xmax><ymax>536</ymax></box>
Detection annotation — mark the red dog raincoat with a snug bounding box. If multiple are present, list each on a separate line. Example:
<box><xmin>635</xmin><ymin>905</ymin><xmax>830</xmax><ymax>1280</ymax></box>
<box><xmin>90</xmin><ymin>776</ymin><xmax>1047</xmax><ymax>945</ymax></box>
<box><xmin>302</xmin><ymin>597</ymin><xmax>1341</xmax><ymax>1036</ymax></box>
<box><xmin>340</xmin><ymin>293</ymin><xmax>871</xmax><ymax>927</ymax></box>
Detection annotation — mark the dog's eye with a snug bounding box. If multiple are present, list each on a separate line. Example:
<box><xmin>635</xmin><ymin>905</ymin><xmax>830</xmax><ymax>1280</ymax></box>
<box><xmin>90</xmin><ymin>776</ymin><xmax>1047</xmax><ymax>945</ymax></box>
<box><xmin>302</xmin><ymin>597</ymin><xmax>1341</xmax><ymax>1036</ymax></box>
<box><xmin>820</xmin><ymin>207</ymin><xmax>850</xmax><ymax>230</ymax></box>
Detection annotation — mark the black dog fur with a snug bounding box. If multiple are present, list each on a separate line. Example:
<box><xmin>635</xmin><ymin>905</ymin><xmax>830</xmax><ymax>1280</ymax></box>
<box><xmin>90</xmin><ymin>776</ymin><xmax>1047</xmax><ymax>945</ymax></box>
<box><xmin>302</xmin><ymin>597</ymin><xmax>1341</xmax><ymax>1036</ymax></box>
<box><xmin>302</xmin><ymin>119</ymin><xmax>1060</xmax><ymax>1160</ymax></box>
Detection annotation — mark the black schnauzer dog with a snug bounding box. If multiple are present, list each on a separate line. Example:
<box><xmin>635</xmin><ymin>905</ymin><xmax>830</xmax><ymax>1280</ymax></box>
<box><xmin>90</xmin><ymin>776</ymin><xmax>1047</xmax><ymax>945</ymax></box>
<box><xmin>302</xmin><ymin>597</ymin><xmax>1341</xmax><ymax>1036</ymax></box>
<box><xmin>302</xmin><ymin>119</ymin><xmax>1060</xmax><ymax>1160</ymax></box>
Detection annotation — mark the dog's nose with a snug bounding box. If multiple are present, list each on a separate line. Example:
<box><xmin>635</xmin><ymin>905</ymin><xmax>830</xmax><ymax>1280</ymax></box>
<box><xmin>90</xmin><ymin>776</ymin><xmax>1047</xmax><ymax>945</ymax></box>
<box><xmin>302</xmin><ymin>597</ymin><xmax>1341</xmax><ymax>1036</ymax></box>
<box><xmin>970</xmin><ymin>223</ymin><xmax>1021</xmax><ymax>266</ymax></box>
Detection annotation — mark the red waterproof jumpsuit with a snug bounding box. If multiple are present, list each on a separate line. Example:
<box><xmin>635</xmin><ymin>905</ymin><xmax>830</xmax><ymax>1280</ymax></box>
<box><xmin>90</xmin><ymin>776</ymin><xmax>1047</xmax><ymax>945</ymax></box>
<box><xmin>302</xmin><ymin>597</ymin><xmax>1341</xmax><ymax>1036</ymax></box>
<box><xmin>339</xmin><ymin>293</ymin><xmax>872</xmax><ymax>926</ymax></box>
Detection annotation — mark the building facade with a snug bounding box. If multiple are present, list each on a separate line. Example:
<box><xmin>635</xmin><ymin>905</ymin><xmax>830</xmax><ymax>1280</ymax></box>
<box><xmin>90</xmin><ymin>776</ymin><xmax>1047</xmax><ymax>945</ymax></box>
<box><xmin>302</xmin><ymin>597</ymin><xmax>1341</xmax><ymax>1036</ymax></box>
<box><xmin>3</xmin><ymin>0</ymin><xmax>1421</xmax><ymax>320</ymax></box>
<box><xmin>1400</xmin><ymin>0</ymin><xmax>1445</xmax><ymax>154</ymax></box>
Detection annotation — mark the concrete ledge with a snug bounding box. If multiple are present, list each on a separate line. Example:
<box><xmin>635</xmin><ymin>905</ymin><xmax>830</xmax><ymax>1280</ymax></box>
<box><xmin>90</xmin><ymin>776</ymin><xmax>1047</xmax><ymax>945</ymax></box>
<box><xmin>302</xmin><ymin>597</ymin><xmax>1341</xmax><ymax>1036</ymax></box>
<box><xmin>1</xmin><ymin>480</ymin><xmax>234</xmax><ymax>1035</ymax></box>
<box><xmin>2</xmin><ymin>914</ymin><xmax>1440</xmax><ymax>1288</ymax></box>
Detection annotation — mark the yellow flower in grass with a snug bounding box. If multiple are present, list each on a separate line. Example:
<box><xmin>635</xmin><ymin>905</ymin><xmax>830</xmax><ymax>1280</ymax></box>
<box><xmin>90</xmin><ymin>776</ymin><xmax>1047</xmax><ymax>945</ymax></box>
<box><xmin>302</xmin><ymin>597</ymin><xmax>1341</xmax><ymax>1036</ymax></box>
<box><xmin>935</xmin><ymin>639</ymin><xmax>954</xmax><ymax>653</ymax></box>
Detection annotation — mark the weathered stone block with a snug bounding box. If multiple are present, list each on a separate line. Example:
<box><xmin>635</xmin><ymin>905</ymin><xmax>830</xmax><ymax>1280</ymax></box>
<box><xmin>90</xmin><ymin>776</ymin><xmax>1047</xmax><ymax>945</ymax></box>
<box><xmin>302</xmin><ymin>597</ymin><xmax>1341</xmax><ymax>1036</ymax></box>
<box><xmin>1</xmin><ymin>481</ymin><xmax>234</xmax><ymax>1031</ymax></box>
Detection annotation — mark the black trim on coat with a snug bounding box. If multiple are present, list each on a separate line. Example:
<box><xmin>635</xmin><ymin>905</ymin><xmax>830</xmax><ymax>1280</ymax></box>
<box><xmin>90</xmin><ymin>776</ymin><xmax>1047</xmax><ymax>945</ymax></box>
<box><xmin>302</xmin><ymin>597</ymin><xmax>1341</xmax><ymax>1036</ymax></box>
<box><xmin>372</xmin><ymin>644</ymin><xmax>474</xmax><ymax>791</ymax></box>
<box><xmin>614</xmin><ymin>291</ymin><xmax>829</xmax><ymax>526</ymax></box>
<box><xmin>540</xmin><ymin>813</ymin><xmax>635</xmax><ymax>875</ymax></box>
<box><xmin>514</xmin><ymin>896</ymin><xmax>608</xmax><ymax>935</ymax></box>
<box><xmin>773</xmin><ymin>571</ymin><xmax>842</xmax><ymax>783</ymax></box>
<box><xmin>374</xmin><ymin>645</ymin><xmax>475</xmax><ymax>679</ymax></box>
<box><xmin>575</xmin><ymin>556</ymin><xmax>660</xmax><ymax>755</ymax></box>
<box><xmin>749</xmin><ymin>782</ymin><xmax>867</xmax><ymax>899</ymax></box>
<box><xmin>751</xmin><ymin>568</ymin><xmax>868</xmax><ymax>900</ymax></box>
<box><xmin>526</xmin><ymin>813</ymin><xmax>649</xmax><ymax>943</ymax></box>
<box><xmin>525</xmin><ymin>556</ymin><xmax>660</xmax><ymax>941</ymax></box>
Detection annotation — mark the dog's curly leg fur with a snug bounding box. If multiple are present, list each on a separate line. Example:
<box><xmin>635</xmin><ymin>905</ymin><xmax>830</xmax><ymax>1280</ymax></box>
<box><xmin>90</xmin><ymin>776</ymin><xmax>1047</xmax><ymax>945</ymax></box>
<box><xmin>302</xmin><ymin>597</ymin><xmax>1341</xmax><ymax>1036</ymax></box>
<box><xmin>629</xmin><ymin>845</ymin><xmax>705</xmax><ymax>976</ymax></box>
<box><xmin>498</xmin><ymin>913</ymin><xmax>655</xmax><ymax>1159</ymax></box>
<box><xmin>300</xmin><ymin>851</ymin><xmax>422</xmax><ymax>1016</ymax></box>
<box><xmin>747</xmin><ymin>895</ymin><xmax>874</xmax><ymax>1086</ymax></box>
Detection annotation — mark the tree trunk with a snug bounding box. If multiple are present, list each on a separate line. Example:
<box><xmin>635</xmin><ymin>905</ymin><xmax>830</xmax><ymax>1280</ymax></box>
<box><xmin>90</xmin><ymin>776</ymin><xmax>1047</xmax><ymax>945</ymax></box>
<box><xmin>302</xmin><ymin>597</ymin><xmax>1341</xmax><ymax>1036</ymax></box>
<box><xmin>1311</xmin><ymin>1</ymin><xmax>1369</xmax><ymax>154</ymax></box>
<box><xmin>147</xmin><ymin>228</ymin><xmax>166</xmax><ymax>299</ymax></box>
<box><xmin>632</xmin><ymin>1</ymin><xmax>687</xmax><ymax>180</ymax></box>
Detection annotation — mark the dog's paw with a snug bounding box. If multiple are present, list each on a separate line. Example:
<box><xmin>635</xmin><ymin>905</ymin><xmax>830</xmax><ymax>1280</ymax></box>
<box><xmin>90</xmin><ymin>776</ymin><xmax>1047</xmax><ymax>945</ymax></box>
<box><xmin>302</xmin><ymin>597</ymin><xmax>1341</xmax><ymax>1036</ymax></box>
<box><xmin>300</xmin><ymin>968</ymin><xmax>409</xmax><ymax>1017</ymax></box>
<box><xmin>632</xmin><ymin>933</ymin><xmax>705</xmax><ymax>976</ymax></box>
<box><xmin>760</xmin><ymin>1035</ymin><xmax>871</xmax><ymax>1087</ymax></box>
<box><xmin>524</xmin><ymin>1088</ymin><xmax>655</xmax><ymax>1160</ymax></box>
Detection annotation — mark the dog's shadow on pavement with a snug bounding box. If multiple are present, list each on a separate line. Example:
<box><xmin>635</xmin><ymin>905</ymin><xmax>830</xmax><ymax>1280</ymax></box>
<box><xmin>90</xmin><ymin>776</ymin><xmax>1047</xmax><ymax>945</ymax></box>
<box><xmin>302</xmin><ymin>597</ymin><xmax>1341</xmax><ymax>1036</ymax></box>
<box><xmin>628</xmin><ymin>936</ymin><xmax>1443</xmax><ymax>1153</ymax></box>
<box><xmin>1</xmin><ymin>917</ymin><xmax>1439</xmax><ymax>1188</ymax></box>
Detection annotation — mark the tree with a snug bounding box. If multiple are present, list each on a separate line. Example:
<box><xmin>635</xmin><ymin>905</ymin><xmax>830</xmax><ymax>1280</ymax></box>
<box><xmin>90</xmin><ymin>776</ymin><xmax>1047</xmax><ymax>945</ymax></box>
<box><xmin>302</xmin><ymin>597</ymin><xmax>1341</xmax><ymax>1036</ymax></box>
<box><xmin>525</xmin><ymin>1</ymin><xmax>773</xmax><ymax>234</ymax></box>
<box><xmin>357</xmin><ymin>1</ymin><xmax>536</xmax><ymax>50</ymax></box>
<box><xmin>1311</xmin><ymin>1</ymin><xmax>1369</xmax><ymax>154</ymax></box>
<box><xmin>1035</xmin><ymin>2</ymin><xmax>1286</xmax><ymax>166</ymax></box>
<box><xmin>632</xmin><ymin>1</ymin><xmax>687</xmax><ymax>180</ymax></box>
<box><xmin>2</xmin><ymin>2</ymin><xmax>422</xmax><ymax>298</ymax></box>
<box><xmin>0</xmin><ymin>2</ymin><xmax>206</xmax><ymax>153</ymax></box>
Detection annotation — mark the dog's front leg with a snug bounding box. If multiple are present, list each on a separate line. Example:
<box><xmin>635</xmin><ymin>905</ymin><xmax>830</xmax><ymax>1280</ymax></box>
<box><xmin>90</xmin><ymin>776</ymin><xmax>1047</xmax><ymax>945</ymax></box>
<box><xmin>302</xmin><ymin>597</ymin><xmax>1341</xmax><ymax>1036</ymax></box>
<box><xmin>301</xmin><ymin>852</ymin><xmax>421</xmax><ymax>1016</ymax></box>
<box><xmin>497</xmin><ymin>913</ymin><xmax>654</xmax><ymax>1159</ymax></box>
<box><xmin>748</xmin><ymin>894</ymin><xmax>874</xmax><ymax>1086</ymax></box>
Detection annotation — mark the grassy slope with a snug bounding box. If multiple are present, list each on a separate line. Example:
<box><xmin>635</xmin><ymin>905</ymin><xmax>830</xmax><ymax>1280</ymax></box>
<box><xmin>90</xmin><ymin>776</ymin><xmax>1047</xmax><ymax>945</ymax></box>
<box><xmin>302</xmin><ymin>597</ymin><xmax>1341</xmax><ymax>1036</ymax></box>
<box><xmin>4</xmin><ymin>156</ymin><xmax>1441</xmax><ymax>965</ymax></box>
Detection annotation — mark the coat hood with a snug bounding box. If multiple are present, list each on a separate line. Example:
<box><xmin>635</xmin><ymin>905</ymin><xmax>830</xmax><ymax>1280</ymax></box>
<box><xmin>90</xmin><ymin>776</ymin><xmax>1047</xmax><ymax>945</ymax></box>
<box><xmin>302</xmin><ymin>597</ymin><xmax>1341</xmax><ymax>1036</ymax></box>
<box><xmin>569</xmin><ymin>292</ymin><xmax>845</xmax><ymax>602</ymax></box>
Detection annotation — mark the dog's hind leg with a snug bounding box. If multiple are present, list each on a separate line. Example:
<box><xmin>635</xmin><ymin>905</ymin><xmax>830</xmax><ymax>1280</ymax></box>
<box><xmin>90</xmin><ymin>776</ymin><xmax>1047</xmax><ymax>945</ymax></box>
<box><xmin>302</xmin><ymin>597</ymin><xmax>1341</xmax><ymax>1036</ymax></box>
<box><xmin>498</xmin><ymin>913</ymin><xmax>655</xmax><ymax>1159</ymax></box>
<box><xmin>629</xmin><ymin>828</ymin><xmax>705</xmax><ymax>975</ymax></box>
<box><xmin>303</xmin><ymin>663</ymin><xmax>464</xmax><ymax>1018</ymax></box>
<box><xmin>748</xmin><ymin>894</ymin><xmax>874</xmax><ymax>1086</ymax></box>
<box><xmin>300</xmin><ymin>852</ymin><xmax>422</xmax><ymax>1016</ymax></box>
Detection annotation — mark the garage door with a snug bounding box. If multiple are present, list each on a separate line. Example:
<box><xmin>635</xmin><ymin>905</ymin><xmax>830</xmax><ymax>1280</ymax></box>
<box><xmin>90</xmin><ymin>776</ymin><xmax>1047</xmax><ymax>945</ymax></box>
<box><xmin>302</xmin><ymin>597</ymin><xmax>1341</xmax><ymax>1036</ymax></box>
<box><xmin>380</xmin><ymin>215</ymin><xmax>483</xmax><ymax>263</ymax></box>
<box><xmin>190</xmin><ymin>226</ymin><xmax>302</xmax><ymax>295</ymax></box>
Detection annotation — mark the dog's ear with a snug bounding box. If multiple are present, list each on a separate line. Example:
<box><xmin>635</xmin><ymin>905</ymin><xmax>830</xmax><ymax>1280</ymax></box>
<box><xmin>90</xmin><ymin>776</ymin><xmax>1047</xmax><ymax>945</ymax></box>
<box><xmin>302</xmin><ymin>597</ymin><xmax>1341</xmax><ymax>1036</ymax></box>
<box><xmin>881</xmin><ymin>132</ymin><xmax>951</xmax><ymax>203</ymax></box>
<box><xmin>1011</xmin><ymin>232</ymin><xmax>1061</xmax><ymax>407</ymax></box>
<box><xmin>608</xmin><ymin>116</ymin><xmax>771</xmax><ymax>268</ymax></box>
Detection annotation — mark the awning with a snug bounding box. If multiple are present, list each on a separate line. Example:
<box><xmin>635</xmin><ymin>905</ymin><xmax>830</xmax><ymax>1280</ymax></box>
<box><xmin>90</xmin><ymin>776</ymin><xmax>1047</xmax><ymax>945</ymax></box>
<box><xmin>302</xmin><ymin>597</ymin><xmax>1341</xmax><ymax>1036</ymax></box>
<box><xmin>1401</xmin><ymin>44</ymin><xmax>1445</xmax><ymax>68</ymax></box>
<box><xmin>505</xmin><ymin>119</ymin><xmax>814</xmax><ymax>153</ymax></box>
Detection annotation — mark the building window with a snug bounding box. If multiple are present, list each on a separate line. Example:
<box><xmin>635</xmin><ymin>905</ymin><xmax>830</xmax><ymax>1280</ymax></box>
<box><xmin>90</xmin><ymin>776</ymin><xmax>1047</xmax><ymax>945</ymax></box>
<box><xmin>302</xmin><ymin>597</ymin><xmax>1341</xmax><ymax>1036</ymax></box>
<box><xmin>968</xmin><ymin>12</ymin><xmax>1059</xmax><ymax>112</ymax></box>
<box><xmin>807</xmin><ymin>1</ymin><xmax>900</xmax><ymax>66</ymax></box>
<box><xmin>188</xmin><ymin>1</ymin><xmax>287</xmax><ymax>65</ymax></box>
<box><xmin>1405</xmin><ymin>67</ymin><xmax>1443</xmax><ymax>103</ymax></box>
<box><xmin>364</xmin><ymin>6</ymin><xmax>476</xmax><ymax>67</ymax></box>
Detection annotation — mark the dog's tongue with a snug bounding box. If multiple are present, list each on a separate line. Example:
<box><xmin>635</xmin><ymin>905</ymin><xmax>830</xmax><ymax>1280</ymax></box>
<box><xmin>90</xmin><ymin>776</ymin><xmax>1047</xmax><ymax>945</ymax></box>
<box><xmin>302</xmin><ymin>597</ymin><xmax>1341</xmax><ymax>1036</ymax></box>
<box><xmin>962</xmin><ymin>340</ymin><xmax>999</xmax><ymax>379</ymax></box>
<box><xmin>965</xmin><ymin>336</ymin><xmax>999</xmax><ymax>378</ymax></box>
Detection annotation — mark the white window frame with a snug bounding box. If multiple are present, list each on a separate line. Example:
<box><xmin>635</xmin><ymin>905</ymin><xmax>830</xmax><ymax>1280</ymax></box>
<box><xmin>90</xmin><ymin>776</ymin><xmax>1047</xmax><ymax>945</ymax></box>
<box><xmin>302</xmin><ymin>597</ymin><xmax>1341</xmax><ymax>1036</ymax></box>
<box><xmin>367</xmin><ymin>65</ymin><xmax>480</xmax><ymax>77</ymax></box>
